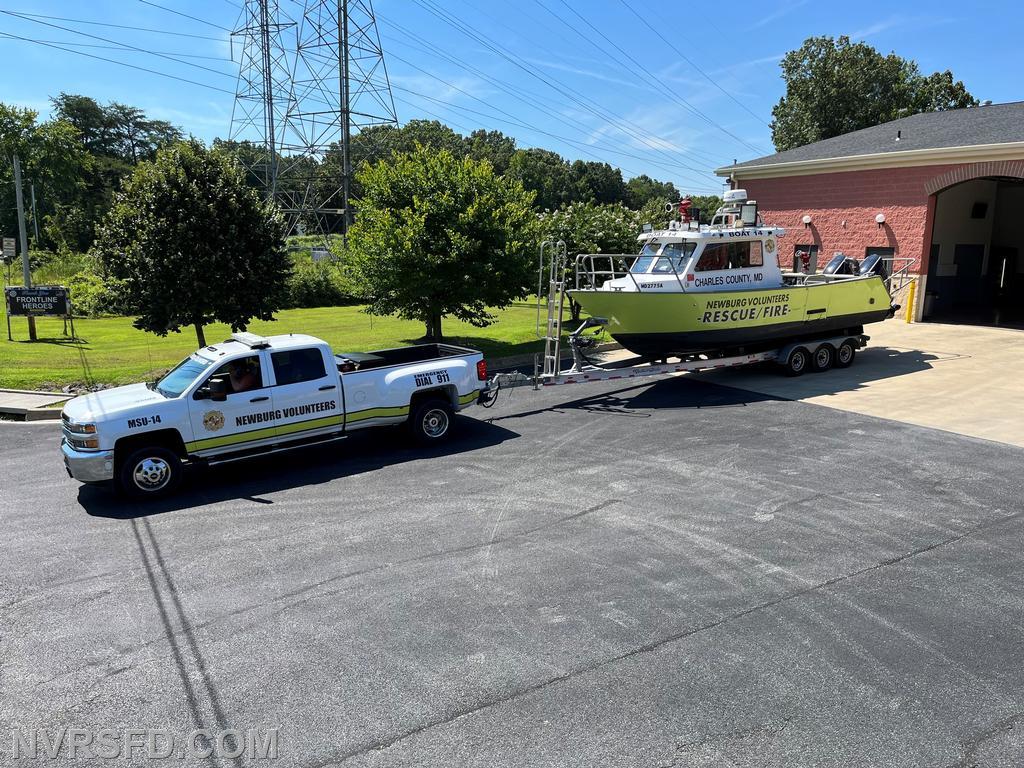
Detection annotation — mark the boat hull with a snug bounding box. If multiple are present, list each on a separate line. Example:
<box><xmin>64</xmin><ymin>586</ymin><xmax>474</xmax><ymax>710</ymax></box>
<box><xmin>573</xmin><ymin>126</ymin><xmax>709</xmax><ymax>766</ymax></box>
<box><xmin>569</xmin><ymin>278</ymin><xmax>894</xmax><ymax>357</ymax></box>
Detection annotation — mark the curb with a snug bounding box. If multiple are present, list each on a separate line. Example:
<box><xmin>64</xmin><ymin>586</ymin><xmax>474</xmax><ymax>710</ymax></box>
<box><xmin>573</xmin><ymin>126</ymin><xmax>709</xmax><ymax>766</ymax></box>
<box><xmin>0</xmin><ymin>388</ymin><xmax>69</xmax><ymax>421</ymax></box>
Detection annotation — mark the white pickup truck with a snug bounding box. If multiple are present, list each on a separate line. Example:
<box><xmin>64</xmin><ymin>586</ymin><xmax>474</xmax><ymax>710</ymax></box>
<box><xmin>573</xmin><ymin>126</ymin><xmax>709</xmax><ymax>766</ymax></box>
<box><xmin>61</xmin><ymin>332</ymin><xmax>488</xmax><ymax>497</ymax></box>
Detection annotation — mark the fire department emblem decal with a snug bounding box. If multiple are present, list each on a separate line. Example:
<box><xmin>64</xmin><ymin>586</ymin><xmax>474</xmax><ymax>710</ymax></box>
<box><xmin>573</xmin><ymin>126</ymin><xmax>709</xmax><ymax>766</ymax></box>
<box><xmin>203</xmin><ymin>410</ymin><xmax>225</xmax><ymax>432</ymax></box>
<box><xmin>765</xmin><ymin>238</ymin><xmax>775</xmax><ymax>253</ymax></box>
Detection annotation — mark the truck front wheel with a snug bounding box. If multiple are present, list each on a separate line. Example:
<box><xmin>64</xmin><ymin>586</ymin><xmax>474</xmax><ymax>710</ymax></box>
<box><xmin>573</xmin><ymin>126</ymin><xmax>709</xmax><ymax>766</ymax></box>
<box><xmin>118</xmin><ymin>446</ymin><xmax>182</xmax><ymax>498</ymax></box>
<box><xmin>409</xmin><ymin>398</ymin><xmax>455</xmax><ymax>444</ymax></box>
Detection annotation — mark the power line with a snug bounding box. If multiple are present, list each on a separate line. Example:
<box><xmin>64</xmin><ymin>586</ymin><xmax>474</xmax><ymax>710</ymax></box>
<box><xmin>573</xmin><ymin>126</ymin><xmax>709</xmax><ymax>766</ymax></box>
<box><xmin>425</xmin><ymin>0</ymin><xmax>729</xmax><ymax>168</ymax></box>
<box><xmin>382</xmin><ymin>27</ymin><xmax>716</xmax><ymax>181</ymax></box>
<box><xmin>16</xmin><ymin>37</ymin><xmax>230</xmax><ymax>62</ymax></box>
<box><xmin>2</xmin><ymin>11</ymin><xmax>224</xmax><ymax>41</ymax></box>
<box><xmin>616</xmin><ymin>0</ymin><xmax>769</xmax><ymax>127</ymax></box>
<box><xmin>0</xmin><ymin>31</ymin><xmax>235</xmax><ymax>94</ymax></box>
<box><xmin>391</xmin><ymin>84</ymin><xmax>720</xmax><ymax>191</ymax></box>
<box><xmin>384</xmin><ymin>57</ymin><xmax>719</xmax><ymax>189</ymax></box>
<box><xmin>136</xmin><ymin>0</ymin><xmax>232</xmax><ymax>32</ymax></box>
<box><xmin>405</xmin><ymin>0</ymin><xmax>720</xmax><ymax>181</ymax></box>
<box><xmin>544</xmin><ymin>0</ymin><xmax>768</xmax><ymax>155</ymax></box>
<box><xmin>0</xmin><ymin>10</ymin><xmax>236</xmax><ymax>80</ymax></box>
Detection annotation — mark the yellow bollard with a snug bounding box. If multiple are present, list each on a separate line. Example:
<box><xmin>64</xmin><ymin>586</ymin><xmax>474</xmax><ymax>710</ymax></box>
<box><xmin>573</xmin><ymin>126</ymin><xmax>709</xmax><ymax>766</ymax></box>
<box><xmin>905</xmin><ymin>279</ymin><xmax>917</xmax><ymax>323</ymax></box>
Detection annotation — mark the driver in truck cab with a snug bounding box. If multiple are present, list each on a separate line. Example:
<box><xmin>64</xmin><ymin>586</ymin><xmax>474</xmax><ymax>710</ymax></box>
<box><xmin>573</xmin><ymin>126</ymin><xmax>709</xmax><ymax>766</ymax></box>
<box><xmin>228</xmin><ymin>357</ymin><xmax>260</xmax><ymax>393</ymax></box>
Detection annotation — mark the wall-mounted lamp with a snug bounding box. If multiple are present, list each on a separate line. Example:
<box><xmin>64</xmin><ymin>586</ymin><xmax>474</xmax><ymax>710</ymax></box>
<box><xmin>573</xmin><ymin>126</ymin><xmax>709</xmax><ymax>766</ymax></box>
<box><xmin>801</xmin><ymin>214</ymin><xmax>812</xmax><ymax>229</ymax></box>
<box><xmin>875</xmin><ymin>212</ymin><xmax>886</xmax><ymax>228</ymax></box>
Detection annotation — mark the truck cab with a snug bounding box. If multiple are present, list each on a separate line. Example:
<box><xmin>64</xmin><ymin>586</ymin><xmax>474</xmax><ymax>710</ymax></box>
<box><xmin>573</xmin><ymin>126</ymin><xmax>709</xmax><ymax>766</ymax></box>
<box><xmin>61</xmin><ymin>333</ymin><xmax>486</xmax><ymax>498</ymax></box>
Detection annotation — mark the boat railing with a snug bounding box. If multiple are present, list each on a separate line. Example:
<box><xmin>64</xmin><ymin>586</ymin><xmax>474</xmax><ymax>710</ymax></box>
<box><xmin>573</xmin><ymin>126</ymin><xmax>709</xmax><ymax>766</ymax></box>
<box><xmin>575</xmin><ymin>253</ymin><xmax>689</xmax><ymax>293</ymax></box>
<box><xmin>792</xmin><ymin>256</ymin><xmax>915</xmax><ymax>295</ymax></box>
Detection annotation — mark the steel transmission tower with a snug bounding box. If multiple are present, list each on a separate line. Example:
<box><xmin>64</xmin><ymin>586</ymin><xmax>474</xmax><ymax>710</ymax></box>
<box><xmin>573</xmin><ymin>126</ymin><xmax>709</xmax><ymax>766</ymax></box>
<box><xmin>230</xmin><ymin>0</ymin><xmax>398</xmax><ymax>239</ymax></box>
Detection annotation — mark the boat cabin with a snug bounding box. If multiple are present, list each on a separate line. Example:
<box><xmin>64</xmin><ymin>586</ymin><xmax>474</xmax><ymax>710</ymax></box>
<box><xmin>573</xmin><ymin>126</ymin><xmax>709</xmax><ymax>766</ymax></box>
<box><xmin>598</xmin><ymin>226</ymin><xmax>786</xmax><ymax>293</ymax></box>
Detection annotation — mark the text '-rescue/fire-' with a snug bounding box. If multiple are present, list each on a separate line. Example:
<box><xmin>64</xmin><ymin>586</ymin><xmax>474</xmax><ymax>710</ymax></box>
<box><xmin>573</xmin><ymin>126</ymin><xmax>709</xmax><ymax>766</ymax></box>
<box><xmin>700</xmin><ymin>294</ymin><xmax>791</xmax><ymax>323</ymax></box>
<box><xmin>235</xmin><ymin>400</ymin><xmax>337</xmax><ymax>427</ymax></box>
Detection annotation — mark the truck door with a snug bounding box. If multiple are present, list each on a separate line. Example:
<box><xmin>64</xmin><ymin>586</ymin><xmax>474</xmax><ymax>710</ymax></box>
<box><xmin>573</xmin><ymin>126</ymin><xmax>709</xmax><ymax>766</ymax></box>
<box><xmin>268</xmin><ymin>346</ymin><xmax>344</xmax><ymax>442</ymax></box>
<box><xmin>187</xmin><ymin>352</ymin><xmax>276</xmax><ymax>456</ymax></box>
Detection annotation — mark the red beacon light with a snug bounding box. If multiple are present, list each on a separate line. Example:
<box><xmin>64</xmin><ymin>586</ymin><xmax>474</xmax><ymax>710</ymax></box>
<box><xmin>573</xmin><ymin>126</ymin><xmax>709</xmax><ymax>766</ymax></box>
<box><xmin>678</xmin><ymin>197</ymin><xmax>693</xmax><ymax>223</ymax></box>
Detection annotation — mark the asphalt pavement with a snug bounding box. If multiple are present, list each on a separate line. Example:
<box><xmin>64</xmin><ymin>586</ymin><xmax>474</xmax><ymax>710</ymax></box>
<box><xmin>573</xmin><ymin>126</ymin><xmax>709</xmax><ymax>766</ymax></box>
<box><xmin>2</xmin><ymin>374</ymin><xmax>1023</xmax><ymax>767</ymax></box>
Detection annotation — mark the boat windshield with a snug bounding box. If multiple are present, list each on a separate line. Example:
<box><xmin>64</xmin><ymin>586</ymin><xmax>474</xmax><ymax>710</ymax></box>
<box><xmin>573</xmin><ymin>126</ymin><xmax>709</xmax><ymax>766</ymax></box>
<box><xmin>155</xmin><ymin>354</ymin><xmax>215</xmax><ymax>398</ymax></box>
<box><xmin>630</xmin><ymin>241</ymin><xmax>662</xmax><ymax>273</ymax></box>
<box><xmin>651</xmin><ymin>242</ymin><xmax>697</xmax><ymax>273</ymax></box>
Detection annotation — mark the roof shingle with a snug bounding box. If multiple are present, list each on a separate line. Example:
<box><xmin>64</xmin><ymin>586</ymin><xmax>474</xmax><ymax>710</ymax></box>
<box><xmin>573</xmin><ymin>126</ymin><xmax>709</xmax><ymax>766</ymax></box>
<box><xmin>723</xmin><ymin>101</ymin><xmax>1024</xmax><ymax>170</ymax></box>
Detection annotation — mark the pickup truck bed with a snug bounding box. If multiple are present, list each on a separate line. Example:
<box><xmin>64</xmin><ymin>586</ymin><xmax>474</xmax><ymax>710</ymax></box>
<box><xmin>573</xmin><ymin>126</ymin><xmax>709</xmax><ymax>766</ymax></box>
<box><xmin>336</xmin><ymin>343</ymin><xmax>476</xmax><ymax>372</ymax></box>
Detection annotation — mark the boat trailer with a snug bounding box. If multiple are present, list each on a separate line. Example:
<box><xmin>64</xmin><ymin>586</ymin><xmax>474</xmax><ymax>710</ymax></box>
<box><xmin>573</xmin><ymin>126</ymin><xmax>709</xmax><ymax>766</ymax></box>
<box><xmin>480</xmin><ymin>240</ymin><xmax>871</xmax><ymax>400</ymax></box>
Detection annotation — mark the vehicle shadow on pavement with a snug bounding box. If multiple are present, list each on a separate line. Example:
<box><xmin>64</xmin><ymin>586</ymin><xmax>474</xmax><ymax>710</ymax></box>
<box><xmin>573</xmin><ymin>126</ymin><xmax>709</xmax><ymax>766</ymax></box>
<box><xmin>704</xmin><ymin>346</ymin><xmax>950</xmax><ymax>398</ymax></box>
<box><xmin>77</xmin><ymin>416</ymin><xmax>519</xmax><ymax>519</ymax></box>
<box><xmin>485</xmin><ymin>375</ymin><xmax>785</xmax><ymax>424</ymax></box>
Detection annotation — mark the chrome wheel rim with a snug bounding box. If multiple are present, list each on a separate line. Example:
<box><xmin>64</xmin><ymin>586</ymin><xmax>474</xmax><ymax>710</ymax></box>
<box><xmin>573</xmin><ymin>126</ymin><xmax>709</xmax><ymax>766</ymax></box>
<box><xmin>422</xmin><ymin>408</ymin><xmax>449</xmax><ymax>438</ymax></box>
<box><xmin>816</xmin><ymin>348</ymin><xmax>831</xmax><ymax>368</ymax></box>
<box><xmin>133</xmin><ymin>457</ymin><xmax>171</xmax><ymax>491</ymax></box>
<box><xmin>838</xmin><ymin>345</ymin><xmax>853</xmax><ymax>363</ymax></box>
<box><xmin>791</xmin><ymin>352</ymin><xmax>806</xmax><ymax>372</ymax></box>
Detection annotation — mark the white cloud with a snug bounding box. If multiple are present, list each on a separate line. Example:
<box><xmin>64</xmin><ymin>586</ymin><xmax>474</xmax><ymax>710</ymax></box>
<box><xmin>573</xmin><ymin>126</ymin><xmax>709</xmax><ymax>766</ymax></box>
<box><xmin>747</xmin><ymin>0</ymin><xmax>810</xmax><ymax>31</ymax></box>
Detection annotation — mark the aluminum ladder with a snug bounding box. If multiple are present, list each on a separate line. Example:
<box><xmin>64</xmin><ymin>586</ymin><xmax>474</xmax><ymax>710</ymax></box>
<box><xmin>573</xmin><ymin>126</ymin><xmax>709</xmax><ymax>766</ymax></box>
<box><xmin>536</xmin><ymin>240</ymin><xmax>568</xmax><ymax>379</ymax></box>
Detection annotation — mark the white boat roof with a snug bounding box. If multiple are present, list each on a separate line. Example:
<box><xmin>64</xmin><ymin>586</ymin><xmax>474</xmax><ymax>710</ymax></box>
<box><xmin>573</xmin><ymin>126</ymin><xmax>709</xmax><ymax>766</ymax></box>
<box><xmin>638</xmin><ymin>226</ymin><xmax>786</xmax><ymax>242</ymax></box>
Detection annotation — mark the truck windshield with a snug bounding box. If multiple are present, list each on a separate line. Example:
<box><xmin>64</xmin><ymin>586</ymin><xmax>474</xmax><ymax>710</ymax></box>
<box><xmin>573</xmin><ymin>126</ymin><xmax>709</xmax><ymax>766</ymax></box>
<box><xmin>155</xmin><ymin>354</ymin><xmax>215</xmax><ymax>398</ymax></box>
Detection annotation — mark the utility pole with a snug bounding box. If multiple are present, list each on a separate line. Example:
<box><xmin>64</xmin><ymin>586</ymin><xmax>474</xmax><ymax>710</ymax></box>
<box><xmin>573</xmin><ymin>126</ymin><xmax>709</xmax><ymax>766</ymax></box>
<box><xmin>339</xmin><ymin>0</ymin><xmax>351</xmax><ymax>242</ymax></box>
<box><xmin>13</xmin><ymin>155</ymin><xmax>36</xmax><ymax>340</ymax></box>
<box><xmin>30</xmin><ymin>183</ymin><xmax>40</xmax><ymax>243</ymax></box>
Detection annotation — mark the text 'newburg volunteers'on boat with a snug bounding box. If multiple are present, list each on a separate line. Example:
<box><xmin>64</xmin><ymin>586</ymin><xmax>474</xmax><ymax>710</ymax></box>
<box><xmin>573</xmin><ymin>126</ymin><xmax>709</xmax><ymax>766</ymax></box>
<box><xmin>569</xmin><ymin>190</ymin><xmax>908</xmax><ymax>358</ymax></box>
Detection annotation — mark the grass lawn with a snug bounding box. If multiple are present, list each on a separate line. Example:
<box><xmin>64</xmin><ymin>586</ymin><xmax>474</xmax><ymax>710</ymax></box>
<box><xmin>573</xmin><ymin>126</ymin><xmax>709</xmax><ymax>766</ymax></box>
<box><xmin>0</xmin><ymin>301</ymin><xmax>580</xmax><ymax>391</ymax></box>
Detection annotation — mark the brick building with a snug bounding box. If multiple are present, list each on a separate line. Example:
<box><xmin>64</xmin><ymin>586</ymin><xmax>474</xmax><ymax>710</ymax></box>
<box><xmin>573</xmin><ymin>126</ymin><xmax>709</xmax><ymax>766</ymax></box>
<box><xmin>716</xmin><ymin>102</ymin><xmax>1024</xmax><ymax>324</ymax></box>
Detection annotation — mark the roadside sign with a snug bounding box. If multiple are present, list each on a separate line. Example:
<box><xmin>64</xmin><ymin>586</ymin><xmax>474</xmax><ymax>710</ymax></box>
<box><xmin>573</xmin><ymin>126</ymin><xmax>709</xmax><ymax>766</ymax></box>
<box><xmin>2</xmin><ymin>237</ymin><xmax>14</xmax><ymax>263</ymax></box>
<box><xmin>5</xmin><ymin>285</ymin><xmax>72</xmax><ymax>317</ymax></box>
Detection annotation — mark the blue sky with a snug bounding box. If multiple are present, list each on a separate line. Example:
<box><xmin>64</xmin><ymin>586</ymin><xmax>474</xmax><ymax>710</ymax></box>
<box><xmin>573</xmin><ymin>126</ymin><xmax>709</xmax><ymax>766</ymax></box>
<box><xmin>2</xmin><ymin>0</ymin><xmax>1020</xmax><ymax>194</ymax></box>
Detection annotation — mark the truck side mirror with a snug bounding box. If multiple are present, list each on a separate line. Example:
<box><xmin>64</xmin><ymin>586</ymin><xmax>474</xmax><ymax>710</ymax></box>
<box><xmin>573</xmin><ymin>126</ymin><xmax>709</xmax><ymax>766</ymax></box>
<box><xmin>209</xmin><ymin>377</ymin><xmax>228</xmax><ymax>402</ymax></box>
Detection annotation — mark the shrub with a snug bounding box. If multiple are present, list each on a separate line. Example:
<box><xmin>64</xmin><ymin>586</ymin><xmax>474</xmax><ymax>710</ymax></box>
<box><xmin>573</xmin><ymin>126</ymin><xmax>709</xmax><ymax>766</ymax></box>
<box><xmin>67</xmin><ymin>271</ymin><xmax>124</xmax><ymax>317</ymax></box>
<box><xmin>286</xmin><ymin>259</ymin><xmax>361</xmax><ymax>308</ymax></box>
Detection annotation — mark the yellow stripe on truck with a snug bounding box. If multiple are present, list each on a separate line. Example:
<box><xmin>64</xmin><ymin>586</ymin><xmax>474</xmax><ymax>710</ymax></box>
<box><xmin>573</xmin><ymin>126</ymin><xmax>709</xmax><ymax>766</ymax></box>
<box><xmin>186</xmin><ymin>413</ymin><xmax>343</xmax><ymax>452</ymax></box>
<box><xmin>344</xmin><ymin>404</ymin><xmax>409</xmax><ymax>424</ymax></box>
<box><xmin>185</xmin><ymin>391</ymin><xmax>478</xmax><ymax>453</ymax></box>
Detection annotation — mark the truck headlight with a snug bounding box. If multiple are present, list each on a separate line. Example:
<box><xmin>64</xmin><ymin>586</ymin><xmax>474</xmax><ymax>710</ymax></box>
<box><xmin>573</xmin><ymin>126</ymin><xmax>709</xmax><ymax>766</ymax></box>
<box><xmin>69</xmin><ymin>436</ymin><xmax>101</xmax><ymax>450</ymax></box>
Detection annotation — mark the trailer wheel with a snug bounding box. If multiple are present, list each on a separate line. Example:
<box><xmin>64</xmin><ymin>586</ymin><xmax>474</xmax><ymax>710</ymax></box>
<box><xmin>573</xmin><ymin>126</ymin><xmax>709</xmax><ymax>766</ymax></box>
<box><xmin>835</xmin><ymin>340</ymin><xmax>857</xmax><ymax>368</ymax></box>
<box><xmin>812</xmin><ymin>344</ymin><xmax>834</xmax><ymax>372</ymax></box>
<box><xmin>783</xmin><ymin>347</ymin><xmax>809</xmax><ymax>377</ymax></box>
<box><xmin>118</xmin><ymin>446</ymin><xmax>182</xmax><ymax>498</ymax></box>
<box><xmin>409</xmin><ymin>398</ymin><xmax>455</xmax><ymax>444</ymax></box>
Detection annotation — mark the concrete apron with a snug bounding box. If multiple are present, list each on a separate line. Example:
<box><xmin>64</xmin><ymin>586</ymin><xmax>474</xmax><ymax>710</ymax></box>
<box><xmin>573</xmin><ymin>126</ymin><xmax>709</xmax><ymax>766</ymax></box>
<box><xmin>0</xmin><ymin>389</ymin><xmax>69</xmax><ymax>421</ymax></box>
<box><xmin>695</xmin><ymin>320</ymin><xmax>1024</xmax><ymax>449</ymax></box>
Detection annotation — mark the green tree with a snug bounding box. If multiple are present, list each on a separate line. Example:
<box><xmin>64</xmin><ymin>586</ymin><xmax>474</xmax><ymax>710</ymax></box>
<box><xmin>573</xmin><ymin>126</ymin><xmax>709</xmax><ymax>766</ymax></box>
<box><xmin>770</xmin><ymin>36</ymin><xmax>977</xmax><ymax>151</ymax></box>
<box><xmin>570</xmin><ymin>160</ymin><xmax>626</xmax><ymax>205</ymax></box>
<box><xmin>463</xmin><ymin>129</ymin><xmax>517</xmax><ymax>174</ymax></box>
<box><xmin>624</xmin><ymin>174</ymin><xmax>680</xmax><ymax>210</ymax></box>
<box><xmin>506</xmin><ymin>148</ymin><xmax>573</xmax><ymax>211</ymax></box>
<box><xmin>688</xmin><ymin>194</ymin><xmax>723</xmax><ymax>225</ymax></box>
<box><xmin>94</xmin><ymin>140</ymin><xmax>289</xmax><ymax>346</ymax></box>
<box><xmin>49</xmin><ymin>93</ymin><xmax>183</xmax><ymax>250</ymax></box>
<box><xmin>537</xmin><ymin>201</ymin><xmax>646</xmax><ymax>320</ymax></box>
<box><xmin>0</xmin><ymin>103</ymin><xmax>91</xmax><ymax>253</ymax></box>
<box><xmin>348</xmin><ymin>145</ymin><xmax>536</xmax><ymax>340</ymax></box>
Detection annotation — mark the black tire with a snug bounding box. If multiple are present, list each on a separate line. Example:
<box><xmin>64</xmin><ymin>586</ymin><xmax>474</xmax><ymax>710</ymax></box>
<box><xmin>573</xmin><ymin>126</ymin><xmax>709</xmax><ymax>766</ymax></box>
<box><xmin>783</xmin><ymin>347</ymin><xmax>809</xmax><ymax>377</ymax></box>
<box><xmin>811</xmin><ymin>343</ymin><xmax>834</xmax><ymax>372</ymax></box>
<box><xmin>409</xmin><ymin>398</ymin><xmax>455</xmax><ymax>444</ymax></box>
<box><xmin>835</xmin><ymin>340</ymin><xmax>856</xmax><ymax>368</ymax></box>
<box><xmin>118</xmin><ymin>446</ymin><xmax>182</xmax><ymax>499</ymax></box>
